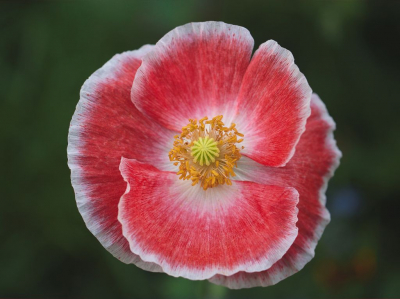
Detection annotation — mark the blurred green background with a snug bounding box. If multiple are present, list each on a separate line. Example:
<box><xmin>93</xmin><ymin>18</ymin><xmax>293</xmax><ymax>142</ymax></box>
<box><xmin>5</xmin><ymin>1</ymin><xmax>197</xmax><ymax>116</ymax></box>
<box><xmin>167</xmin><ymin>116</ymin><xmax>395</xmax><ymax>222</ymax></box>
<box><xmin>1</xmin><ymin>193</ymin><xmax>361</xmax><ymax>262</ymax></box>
<box><xmin>1</xmin><ymin>0</ymin><xmax>400</xmax><ymax>298</ymax></box>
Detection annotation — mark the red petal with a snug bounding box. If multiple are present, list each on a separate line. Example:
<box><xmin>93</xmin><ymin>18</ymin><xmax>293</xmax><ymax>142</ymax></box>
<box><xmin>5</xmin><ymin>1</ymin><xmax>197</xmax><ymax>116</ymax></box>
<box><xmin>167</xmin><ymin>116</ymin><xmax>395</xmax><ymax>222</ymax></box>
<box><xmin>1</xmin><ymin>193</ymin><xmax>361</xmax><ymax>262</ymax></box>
<box><xmin>235</xmin><ymin>40</ymin><xmax>312</xmax><ymax>167</ymax></box>
<box><xmin>118</xmin><ymin>158</ymin><xmax>299</xmax><ymax>280</ymax></box>
<box><xmin>131</xmin><ymin>22</ymin><xmax>254</xmax><ymax>131</ymax></box>
<box><xmin>209</xmin><ymin>94</ymin><xmax>341</xmax><ymax>288</ymax></box>
<box><xmin>67</xmin><ymin>46</ymin><xmax>175</xmax><ymax>271</ymax></box>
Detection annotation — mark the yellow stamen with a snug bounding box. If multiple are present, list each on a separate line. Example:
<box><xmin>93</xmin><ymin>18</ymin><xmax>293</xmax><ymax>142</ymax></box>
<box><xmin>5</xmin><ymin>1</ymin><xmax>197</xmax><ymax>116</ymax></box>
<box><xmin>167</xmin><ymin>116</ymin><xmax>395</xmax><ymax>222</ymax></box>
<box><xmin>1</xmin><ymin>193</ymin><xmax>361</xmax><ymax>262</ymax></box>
<box><xmin>168</xmin><ymin>115</ymin><xmax>243</xmax><ymax>190</ymax></box>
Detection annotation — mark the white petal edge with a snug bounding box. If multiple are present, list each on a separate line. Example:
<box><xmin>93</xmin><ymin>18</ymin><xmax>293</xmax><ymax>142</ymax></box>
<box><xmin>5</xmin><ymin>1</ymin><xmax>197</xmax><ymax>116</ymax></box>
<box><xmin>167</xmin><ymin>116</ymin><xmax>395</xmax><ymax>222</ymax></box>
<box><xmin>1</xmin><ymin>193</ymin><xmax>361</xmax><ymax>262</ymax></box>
<box><xmin>67</xmin><ymin>45</ymin><xmax>163</xmax><ymax>272</ymax></box>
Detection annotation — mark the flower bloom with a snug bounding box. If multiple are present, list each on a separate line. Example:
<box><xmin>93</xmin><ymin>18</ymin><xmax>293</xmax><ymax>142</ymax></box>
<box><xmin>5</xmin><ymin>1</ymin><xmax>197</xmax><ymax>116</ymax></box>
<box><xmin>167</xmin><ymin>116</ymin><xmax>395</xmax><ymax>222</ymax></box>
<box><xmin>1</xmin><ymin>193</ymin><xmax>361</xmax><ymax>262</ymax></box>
<box><xmin>68</xmin><ymin>22</ymin><xmax>341</xmax><ymax>288</ymax></box>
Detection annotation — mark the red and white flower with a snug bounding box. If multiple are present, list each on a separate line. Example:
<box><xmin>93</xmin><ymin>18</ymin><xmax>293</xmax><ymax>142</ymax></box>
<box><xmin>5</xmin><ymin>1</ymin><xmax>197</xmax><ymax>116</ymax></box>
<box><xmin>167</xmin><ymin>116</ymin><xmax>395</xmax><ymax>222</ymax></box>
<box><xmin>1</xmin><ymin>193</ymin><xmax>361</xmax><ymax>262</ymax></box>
<box><xmin>68</xmin><ymin>22</ymin><xmax>341</xmax><ymax>288</ymax></box>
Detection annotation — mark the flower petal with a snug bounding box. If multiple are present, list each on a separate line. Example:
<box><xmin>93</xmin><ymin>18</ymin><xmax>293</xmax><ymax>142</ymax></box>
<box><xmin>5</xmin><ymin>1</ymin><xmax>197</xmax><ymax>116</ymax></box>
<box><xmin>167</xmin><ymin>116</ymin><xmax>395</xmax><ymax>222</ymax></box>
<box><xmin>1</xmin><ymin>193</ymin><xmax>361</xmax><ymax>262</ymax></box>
<box><xmin>235</xmin><ymin>40</ymin><xmax>312</xmax><ymax>167</ymax></box>
<box><xmin>67</xmin><ymin>46</ymin><xmax>176</xmax><ymax>271</ymax></box>
<box><xmin>118</xmin><ymin>158</ymin><xmax>299</xmax><ymax>280</ymax></box>
<box><xmin>131</xmin><ymin>21</ymin><xmax>254</xmax><ymax>131</ymax></box>
<box><xmin>209</xmin><ymin>94</ymin><xmax>341</xmax><ymax>288</ymax></box>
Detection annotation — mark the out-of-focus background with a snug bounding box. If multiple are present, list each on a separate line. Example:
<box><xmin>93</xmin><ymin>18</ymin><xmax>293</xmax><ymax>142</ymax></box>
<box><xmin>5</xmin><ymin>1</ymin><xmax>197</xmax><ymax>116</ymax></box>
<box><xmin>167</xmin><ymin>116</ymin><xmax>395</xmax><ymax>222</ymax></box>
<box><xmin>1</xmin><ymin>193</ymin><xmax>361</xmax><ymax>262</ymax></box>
<box><xmin>1</xmin><ymin>0</ymin><xmax>399</xmax><ymax>298</ymax></box>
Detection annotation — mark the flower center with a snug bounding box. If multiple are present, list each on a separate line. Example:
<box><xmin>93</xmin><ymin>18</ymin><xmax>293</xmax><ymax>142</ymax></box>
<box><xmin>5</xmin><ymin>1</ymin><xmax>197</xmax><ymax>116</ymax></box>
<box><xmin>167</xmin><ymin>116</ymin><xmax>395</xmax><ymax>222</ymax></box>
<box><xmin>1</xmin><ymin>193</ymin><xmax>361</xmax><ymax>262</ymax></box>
<box><xmin>169</xmin><ymin>115</ymin><xmax>244</xmax><ymax>190</ymax></box>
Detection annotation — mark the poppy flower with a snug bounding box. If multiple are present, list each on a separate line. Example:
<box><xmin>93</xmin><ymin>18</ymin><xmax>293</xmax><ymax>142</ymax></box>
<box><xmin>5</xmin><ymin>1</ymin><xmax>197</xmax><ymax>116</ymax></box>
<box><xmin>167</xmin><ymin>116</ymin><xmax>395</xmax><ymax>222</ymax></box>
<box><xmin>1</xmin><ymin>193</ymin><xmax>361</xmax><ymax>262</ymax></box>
<box><xmin>68</xmin><ymin>21</ymin><xmax>341</xmax><ymax>288</ymax></box>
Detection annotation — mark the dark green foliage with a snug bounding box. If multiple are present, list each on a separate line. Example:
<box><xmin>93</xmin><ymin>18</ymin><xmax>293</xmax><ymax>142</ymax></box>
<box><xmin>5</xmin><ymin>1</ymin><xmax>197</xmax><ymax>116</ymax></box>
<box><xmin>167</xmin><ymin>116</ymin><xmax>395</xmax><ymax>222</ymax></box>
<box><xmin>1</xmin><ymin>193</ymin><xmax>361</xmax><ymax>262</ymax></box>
<box><xmin>1</xmin><ymin>1</ymin><xmax>399</xmax><ymax>298</ymax></box>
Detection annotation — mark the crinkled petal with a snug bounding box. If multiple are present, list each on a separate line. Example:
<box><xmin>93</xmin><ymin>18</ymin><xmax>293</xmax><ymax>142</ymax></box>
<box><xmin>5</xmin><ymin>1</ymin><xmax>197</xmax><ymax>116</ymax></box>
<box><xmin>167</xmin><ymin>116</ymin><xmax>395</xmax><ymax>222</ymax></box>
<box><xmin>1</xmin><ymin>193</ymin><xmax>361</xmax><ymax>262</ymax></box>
<box><xmin>131</xmin><ymin>21</ymin><xmax>254</xmax><ymax>131</ymax></box>
<box><xmin>67</xmin><ymin>46</ymin><xmax>176</xmax><ymax>271</ymax></box>
<box><xmin>209</xmin><ymin>94</ymin><xmax>341</xmax><ymax>288</ymax></box>
<box><xmin>235</xmin><ymin>40</ymin><xmax>312</xmax><ymax>167</ymax></box>
<box><xmin>118</xmin><ymin>158</ymin><xmax>299</xmax><ymax>280</ymax></box>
